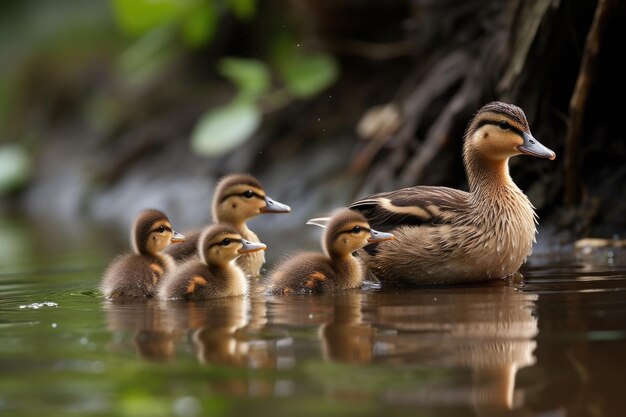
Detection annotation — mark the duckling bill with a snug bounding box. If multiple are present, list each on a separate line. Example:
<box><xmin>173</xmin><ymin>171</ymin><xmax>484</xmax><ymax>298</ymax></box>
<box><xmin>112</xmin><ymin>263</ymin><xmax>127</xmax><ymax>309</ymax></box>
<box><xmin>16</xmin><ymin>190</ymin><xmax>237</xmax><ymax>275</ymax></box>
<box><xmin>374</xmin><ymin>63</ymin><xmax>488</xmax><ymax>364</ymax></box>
<box><xmin>350</xmin><ymin>101</ymin><xmax>556</xmax><ymax>285</ymax></box>
<box><xmin>159</xmin><ymin>224</ymin><xmax>266</xmax><ymax>300</ymax></box>
<box><xmin>100</xmin><ymin>209</ymin><xmax>184</xmax><ymax>299</ymax></box>
<box><xmin>266</xmin><ymin>208</ymin><xmax>394</xmax><ymax>294</ymax></box>
<box><xmin>164</xmin><ymin>173</ymin><xmax>289</xmax><ymax>277</ymax></box>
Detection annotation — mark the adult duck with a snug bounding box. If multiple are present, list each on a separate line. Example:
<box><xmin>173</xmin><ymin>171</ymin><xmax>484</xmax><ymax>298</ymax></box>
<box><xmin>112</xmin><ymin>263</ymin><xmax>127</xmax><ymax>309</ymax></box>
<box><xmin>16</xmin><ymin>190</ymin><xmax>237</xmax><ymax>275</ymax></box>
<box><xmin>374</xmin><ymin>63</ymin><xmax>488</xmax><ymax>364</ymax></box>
<box><xmin>350</xmin><ymin>101</ymin><xmax>555</xmax><ymax>285</ymax></box>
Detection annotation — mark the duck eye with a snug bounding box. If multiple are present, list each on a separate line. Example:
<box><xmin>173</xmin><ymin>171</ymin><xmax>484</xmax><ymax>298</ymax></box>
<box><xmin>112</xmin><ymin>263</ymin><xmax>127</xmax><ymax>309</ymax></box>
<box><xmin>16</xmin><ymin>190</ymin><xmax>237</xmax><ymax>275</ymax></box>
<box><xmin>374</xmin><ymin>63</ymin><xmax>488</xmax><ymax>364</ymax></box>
<box><xmin>242</xmin><ymin>190</ymin><xmax>254</xmax><ymax>199</ymax></box>
<box><xmin>158</xmin><ymin>225</ymin><xmax>165</xmax><ymax>233</ymax></box>
<box><xmin>351</xmin><ymin>226</ymin><xmax>361</xmax><ymax>234</ymax></box>
<box><xmin>221</xmin><ymin>238</ymin><xmax>231</xmax><ymax>246</ymax></box>
<box><xmin>498</xmin><ymin>121</ymin><xmax>510</xmax><ymax>130</ymax></box>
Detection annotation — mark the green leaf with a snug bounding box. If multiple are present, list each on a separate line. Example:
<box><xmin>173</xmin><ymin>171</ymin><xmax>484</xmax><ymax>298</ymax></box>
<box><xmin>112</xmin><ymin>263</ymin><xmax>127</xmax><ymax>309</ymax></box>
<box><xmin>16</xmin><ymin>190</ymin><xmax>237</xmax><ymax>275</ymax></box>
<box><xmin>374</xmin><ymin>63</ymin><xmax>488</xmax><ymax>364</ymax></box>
<box><xmin>280</xmin><ymin>52</ymin><xmax>339</xmax><ymax>98</ymax></box>
<box><xmin>217</xmin><ymin>57</ymin><xmax>270</xmax><ymax>99</ymax></box>
<box><xmin>227</xmin><ymin>0</ymin><xmax>256</xmax><ymax>20</ymax></box>
<box><xmin>116</xmin><ymin>27</ymin><xmax>177</xmax><ymax>88</ymax></box>
<box><xmin>0</xmin><ymin>145</ymin><xmax>31</xmax><ymax>194</ymax></box>
<box><xmin>181</xmin><ymin>3</ymin><xmax>217</xmax><ymax>48</ymax></box>
<box><xmin>191</xmin><ymin>102</ymin><xmax>261</xmax><ymax>157</ymax></box>
<box><xmin>111</xmin><ymin>0</ymin><xmax>185</xmax><ymax>36</ymax></box>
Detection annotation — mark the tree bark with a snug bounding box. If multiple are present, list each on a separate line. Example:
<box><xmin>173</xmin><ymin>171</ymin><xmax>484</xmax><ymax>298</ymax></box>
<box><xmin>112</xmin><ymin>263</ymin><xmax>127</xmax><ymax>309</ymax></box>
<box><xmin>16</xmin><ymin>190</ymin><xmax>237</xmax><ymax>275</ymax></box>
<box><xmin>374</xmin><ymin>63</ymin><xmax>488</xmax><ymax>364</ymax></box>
<box><xmin>564</xmin><ymin>0</ymin><xmax>614</xmax><ymax>205</ymax></box>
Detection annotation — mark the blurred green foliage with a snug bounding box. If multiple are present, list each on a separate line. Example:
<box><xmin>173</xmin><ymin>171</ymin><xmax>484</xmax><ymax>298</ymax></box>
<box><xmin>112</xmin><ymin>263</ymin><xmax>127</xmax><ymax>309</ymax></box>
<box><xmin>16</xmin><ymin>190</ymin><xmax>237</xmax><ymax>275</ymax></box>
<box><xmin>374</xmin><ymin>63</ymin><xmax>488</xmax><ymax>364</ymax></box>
<box><xmin>273</xmin><ymin>36</ymin><xmax>339</xmax><ymax>98</ymax></box>
<box><xmin>218</xmin><ymin>58</ymin><xmax>271</xmax><ymax>100</ymax></box>
<box><xmin>0</xmin><ymin>145</ymin><xmax>31</xmax><ymax>195</ymax></box>
<box><xmin>192</xmin><ymin>101</ymin><xmax>261</xmax><ymax>156</ymax></box>
<box><xmin>191</xmin><ymin>50</ymin><xmax>338</xmax><ymax>157</ymax></box>
<box><xmin>110</xmin><ymin>0</ymin><xmax>338</xmax><ymax>157</ymax></box>
<box><xmin>0</xmin><ymin>0</ymin><xmax>340</xmax><ymax>186</ymax></box>
<box><xmin>111</xmin><ymin>0</ymin><xmax>221</xmax><ymax>48</ymax></box>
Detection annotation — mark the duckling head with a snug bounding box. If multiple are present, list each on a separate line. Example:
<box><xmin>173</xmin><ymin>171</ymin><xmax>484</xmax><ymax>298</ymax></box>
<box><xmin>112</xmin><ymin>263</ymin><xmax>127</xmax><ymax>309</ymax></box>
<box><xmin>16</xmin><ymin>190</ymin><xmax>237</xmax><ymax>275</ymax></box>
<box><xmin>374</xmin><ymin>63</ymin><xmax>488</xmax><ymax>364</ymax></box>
<box><xmin>131</xmin><ymin>209</ymin><xmax>185</xmax><ymax>256</ymax></box>
<box><xmin>320</xmin><ymin>208</ymin><xmax>394</xmax><ymax>259</ymax></box>
<box><xmin>211</xmin><ymin>174</ymin><xmax>291</xmax><ymax>225</ymax></box>
<box><xmin>198</xmin><ymin>223</ymin><xmax>267</xmax><ymax>266</ymax></box>
<box><xmin>464</xmin><ymin>101</ymin><xmax>556</xmax><ymax>163</ymax></box>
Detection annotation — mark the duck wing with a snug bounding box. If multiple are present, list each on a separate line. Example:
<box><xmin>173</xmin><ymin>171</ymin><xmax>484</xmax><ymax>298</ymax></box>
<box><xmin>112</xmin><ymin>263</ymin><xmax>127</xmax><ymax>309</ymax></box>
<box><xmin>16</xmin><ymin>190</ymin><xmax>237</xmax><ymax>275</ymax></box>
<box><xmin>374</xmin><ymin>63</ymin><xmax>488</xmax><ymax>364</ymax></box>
<box><xmin>349</xmin><ymin>185</ymin><xmax>469</xmax><ymax>231</ymax></box>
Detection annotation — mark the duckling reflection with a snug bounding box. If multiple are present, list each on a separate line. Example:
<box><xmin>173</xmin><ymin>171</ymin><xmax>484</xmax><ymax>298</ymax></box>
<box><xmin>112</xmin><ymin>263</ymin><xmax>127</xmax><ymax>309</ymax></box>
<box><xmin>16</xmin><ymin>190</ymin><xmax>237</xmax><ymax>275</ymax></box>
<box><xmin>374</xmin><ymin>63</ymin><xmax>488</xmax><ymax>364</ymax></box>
<box><xmin>318</xmin><ymin>292</ymin><xmax>374</xmax><ymax>363</ymax></box>
<box><xmin>264</xmin><ymin>291</ymin><xmax>374</xmax><ymax>364</ymax></box>
<box><xmin>187</xmin><ymin>299</ymin><xmax>249</xmax><ymax>367</ymax></box>
<box><xmin>369</xmin><ymin>285</ymin><xmax>538</xmax><ymax>411</ymax></box>
<box><xmin>103</xmin><ymin>300</ymin><xmax>179</xmax><ymax>362</ymax></box>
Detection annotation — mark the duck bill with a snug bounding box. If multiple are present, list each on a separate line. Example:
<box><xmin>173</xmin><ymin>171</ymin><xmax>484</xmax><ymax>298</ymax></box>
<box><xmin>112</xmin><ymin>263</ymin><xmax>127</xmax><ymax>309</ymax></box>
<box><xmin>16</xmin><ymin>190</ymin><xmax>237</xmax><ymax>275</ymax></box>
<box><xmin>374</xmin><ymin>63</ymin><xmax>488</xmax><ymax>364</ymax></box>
<box><xmin>518</xmin><ymin>132</ymin><xmax>556</xmax><ymax>160</ymax></box>
<box><xmin>170</xmin><ymin>231</ymin><xmax>185</xmax><ymax>243</ymax></box>
<box><xmin>367</xmin><ymin>229</ymin><xmax>395</xmax><ymax>243</ymax></box>
<box><xmin>260</xmin><ymin>196</ymin><xmax>291</xmax><ymax>213</ymax></box>
<box><xmin>238</xmin><ymin>240</ymin><xmax>267</xmax><ymax>253</ymax></box>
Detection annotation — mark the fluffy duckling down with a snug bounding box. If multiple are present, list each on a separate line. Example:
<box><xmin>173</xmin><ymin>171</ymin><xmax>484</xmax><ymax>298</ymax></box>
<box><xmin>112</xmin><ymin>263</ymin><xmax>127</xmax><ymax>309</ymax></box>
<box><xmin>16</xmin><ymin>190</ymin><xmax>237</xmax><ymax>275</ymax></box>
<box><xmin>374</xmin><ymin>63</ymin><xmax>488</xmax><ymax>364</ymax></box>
<box><xmin>100</xmin><ymin>209</ymin><xmax>184</xmax><ymax>299</ymax></box>
<box><xmin>266</xmin><ymin>208</ymin><xmax>394</xmax><ymax>294</ymax></box>
<box><xmin>165</xmin><ymin>173</ymin><xmax>289</xmax><ymax>277</ymax></box>
<box><xmin>159</xmin><ymin>224</ymin><xmax>266</xmax><ymax>300</ymax></box>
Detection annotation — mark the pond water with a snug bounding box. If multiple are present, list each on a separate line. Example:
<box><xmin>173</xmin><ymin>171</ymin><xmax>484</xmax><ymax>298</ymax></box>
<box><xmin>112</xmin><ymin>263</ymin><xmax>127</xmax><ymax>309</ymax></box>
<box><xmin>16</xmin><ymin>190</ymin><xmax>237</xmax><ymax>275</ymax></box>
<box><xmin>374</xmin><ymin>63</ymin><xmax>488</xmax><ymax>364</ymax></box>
<box><xmin>1</xmin><ymin>217</ymin><xmax>625</xmax><ymax>417</ymax></box>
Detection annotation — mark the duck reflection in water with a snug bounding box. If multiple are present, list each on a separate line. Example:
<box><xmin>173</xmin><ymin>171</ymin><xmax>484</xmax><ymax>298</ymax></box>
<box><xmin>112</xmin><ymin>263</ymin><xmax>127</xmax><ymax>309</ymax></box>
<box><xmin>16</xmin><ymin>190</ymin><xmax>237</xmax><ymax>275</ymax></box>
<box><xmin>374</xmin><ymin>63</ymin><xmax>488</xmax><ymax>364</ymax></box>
<box><xmin>104</xmin><ymin>297</ymin><xmax>274</xmax><ymax>371</ymax></box>
<box><xmin>369</xmin><ymin>285</ymin><xmax>538</xmax><ymax>412</ymax></box>
<box><xmin>265</xmin><ymin>284</ymin><xmax>538</xmax><ymax>412</ymax></box>
<box><xmin>103</xmin><ymin>300</ymin><xmax>179</xmax><ymax>362</ymax></box>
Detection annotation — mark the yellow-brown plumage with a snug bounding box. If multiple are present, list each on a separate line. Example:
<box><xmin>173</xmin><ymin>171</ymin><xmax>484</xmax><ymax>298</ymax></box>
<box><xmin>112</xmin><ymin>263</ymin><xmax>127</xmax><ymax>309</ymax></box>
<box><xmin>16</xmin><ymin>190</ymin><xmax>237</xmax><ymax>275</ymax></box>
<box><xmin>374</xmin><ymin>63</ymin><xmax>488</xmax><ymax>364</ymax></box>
<box><xmin>350</xmin><ymin>102</ymin><xmax>556</xmax><ymax>285</ymax></box>
<box><xmin>267</xmin><ymin>208</ymin><xmax>394</xmax><ymax>294</ymax></box>
<box><xmin>100</xmin><ymin>209</ymin><xmax>185</xmax><ymax>299</ymax></box>
<box><xmin>159</xmin><ymin>224</ymin><xmax>267</xmax><ymax>300</ymax></box>
<box><xmin>164</xmin><ymin>173</ymin><xmax>290</xmax><ymax>277</ymax></box>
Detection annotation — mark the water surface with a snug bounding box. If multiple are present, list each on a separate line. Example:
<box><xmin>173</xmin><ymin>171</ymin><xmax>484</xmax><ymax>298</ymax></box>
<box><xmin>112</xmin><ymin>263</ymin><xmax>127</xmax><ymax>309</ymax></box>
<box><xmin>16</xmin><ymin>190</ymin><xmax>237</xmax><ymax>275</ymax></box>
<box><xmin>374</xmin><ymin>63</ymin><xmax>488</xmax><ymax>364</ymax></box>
<box><xmin>1</xmin><ymin>218</ymin><xmax>625</xmax><ymax>417</ymax></box>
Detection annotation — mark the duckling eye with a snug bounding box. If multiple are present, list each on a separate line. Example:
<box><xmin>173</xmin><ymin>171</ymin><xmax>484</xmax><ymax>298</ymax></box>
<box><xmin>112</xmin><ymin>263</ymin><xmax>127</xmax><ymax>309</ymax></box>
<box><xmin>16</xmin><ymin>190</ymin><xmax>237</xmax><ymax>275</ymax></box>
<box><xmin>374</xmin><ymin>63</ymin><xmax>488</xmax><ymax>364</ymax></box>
<box><xmin>498</xmin><ymin>121</ymin><xmax>510</xmax><ymax>131</ymax></box>
<box><xmin>351</xmin><ymin>226</ymin><xmax>361</xmax><ymax>234</ymax></box>
<box><xmin>158</xmin><ymin>225</ymin><xmax>166</xmax><ymax>233</ymax></box>
<box><xmin>242</xmin><ymin>190</ymin><xmax>254</xmax><ymax>199</ymax></box>
<box><xmin>221</xmin><ymin>238</ymin><xmax>231</xmax><ymax>246</ymax></box>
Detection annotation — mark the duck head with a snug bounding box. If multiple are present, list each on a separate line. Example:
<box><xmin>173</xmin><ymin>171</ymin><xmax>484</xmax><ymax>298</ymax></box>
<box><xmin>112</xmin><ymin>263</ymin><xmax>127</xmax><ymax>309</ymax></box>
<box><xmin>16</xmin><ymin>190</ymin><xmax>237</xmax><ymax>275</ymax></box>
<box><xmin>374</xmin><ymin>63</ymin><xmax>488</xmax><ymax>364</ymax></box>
<box><xmin>132</xmin><ymin>209</ymin><xmax>185</xmax><ymax>256</ymax></box>
<box><xmin>211</xmin><ymin>174</ymin><xmax>291</xmax><ymax>225</ymax></box>
<box><xmin>464</xmin><ymin>101</ymin><xmax>556</xmax><ymax>163</ymax></box>
<box><xmin>317</xmin><ymin>208</ymin><xmax>394</xmax><ymax>259</ymax></box>
<box><xmin>199</xmin><ymin>224</ymin><xmax>267</xmax><ymax>266</ymax></box>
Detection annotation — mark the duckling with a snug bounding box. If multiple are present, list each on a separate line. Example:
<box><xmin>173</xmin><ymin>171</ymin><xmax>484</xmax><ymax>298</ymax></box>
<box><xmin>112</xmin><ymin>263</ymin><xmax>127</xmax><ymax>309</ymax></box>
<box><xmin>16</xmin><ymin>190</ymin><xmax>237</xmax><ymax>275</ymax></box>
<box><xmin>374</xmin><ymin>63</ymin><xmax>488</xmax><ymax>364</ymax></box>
<box><xmin>165</xmin><ymin>174</ymin><xmax>290</xmax><ymax>277</ymax></box>
<box><xmin>101</xmin><ymin>209</ymin><xmax>185</xmax><ymax>299</ymax></box>
<box><xmin>349</xmin><ymin>101</ymin><xmax>556</xmax><ymax>285</ymax></box>
<box><xmin>267</xmin><ymin>208</ymin><xmax>394</xmax><ymax>294</ymax></box>
<box><xmin>159</xmin><ymin>224</ymin><xmax>267</xmax><ymax>300</ymax></box>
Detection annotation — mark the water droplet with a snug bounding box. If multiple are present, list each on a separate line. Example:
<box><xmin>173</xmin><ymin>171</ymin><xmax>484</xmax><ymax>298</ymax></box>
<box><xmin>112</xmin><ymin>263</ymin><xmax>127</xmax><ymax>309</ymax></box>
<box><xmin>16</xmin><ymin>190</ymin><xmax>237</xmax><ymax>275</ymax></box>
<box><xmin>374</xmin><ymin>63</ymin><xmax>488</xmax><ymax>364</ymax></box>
<box><xmin>19</xmin><ymin>301</ymin><xmax>58</xmax><ymax>310</ymax></box>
